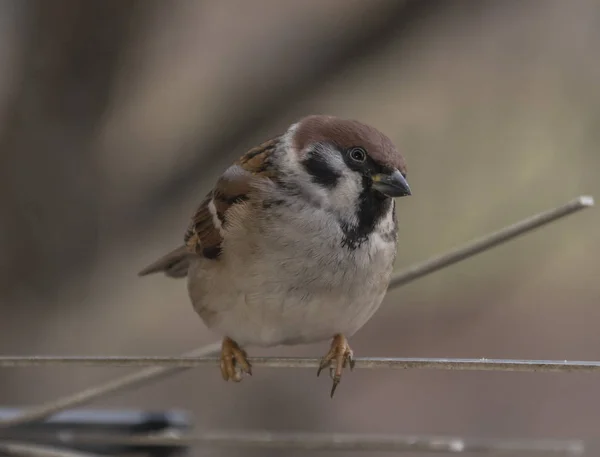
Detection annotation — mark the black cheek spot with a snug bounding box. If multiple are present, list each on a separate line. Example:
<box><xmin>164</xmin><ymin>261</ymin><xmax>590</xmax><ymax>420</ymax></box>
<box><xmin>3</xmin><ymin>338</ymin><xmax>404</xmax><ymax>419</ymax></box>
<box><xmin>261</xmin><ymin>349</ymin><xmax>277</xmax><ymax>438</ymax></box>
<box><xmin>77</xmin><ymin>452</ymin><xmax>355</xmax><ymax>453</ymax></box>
<box><xmin>202</xmin><ymin>246</ymin><xmax>222</xmax><ymax>259</ymax></box>
<box><xmin>302</xmin><ymin>152</ymin><xmax>341</xmax><ymax>189</ymax></box>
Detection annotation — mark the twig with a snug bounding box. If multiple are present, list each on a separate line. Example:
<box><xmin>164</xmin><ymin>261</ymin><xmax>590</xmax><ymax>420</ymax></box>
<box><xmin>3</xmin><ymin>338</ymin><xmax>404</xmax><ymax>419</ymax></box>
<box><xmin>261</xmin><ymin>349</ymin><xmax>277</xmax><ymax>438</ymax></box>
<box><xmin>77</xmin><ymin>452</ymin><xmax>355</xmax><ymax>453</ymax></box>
<box><xmin>0</xmin><ymin>195</ymin><xmax>593</xmax><ymax>428</ymax></box>
<box><xmin>2</xmin><ymin>356</ymin><xmax>600</xmax><ymax>373</ymax></box>
<box><xmin>389</xmin><ymin>195</ymin><xmax>594</xmax><ymax>288</ymax></box>
<box><xmin>0</xmin><ymin>432</ymin><xmax>585</xmax><ymax>455</ymax></box>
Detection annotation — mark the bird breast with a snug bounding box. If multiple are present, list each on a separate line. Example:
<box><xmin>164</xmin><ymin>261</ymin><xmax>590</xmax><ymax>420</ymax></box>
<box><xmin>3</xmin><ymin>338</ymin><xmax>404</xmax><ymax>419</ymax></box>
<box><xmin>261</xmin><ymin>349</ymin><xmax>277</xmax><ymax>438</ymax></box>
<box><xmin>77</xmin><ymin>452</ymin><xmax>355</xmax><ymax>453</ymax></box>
<box><xmin>187</xmin><ymin>196</ymin><xmax>397</xmax><ymax>347</ymax></box>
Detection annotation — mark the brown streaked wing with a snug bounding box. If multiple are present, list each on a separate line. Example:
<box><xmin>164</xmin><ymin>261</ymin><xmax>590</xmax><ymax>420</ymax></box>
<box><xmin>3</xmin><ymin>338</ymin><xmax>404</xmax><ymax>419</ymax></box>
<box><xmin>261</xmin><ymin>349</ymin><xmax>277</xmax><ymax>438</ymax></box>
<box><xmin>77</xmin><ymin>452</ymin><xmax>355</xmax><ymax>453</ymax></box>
<box><xmin>184</xmin><ymin>136</ymin><xmax>280</xmax><ymax>258</ymax></box>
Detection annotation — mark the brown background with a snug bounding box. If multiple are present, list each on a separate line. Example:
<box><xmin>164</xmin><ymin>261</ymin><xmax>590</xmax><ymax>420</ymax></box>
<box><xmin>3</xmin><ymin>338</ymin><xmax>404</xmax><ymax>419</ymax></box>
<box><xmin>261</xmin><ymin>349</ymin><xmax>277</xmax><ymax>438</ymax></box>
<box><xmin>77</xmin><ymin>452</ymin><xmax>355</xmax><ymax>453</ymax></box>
<box><xmin>0</xmin><ymin>1</ymin><xmax>599</xmax><ymax>456</ymax></box>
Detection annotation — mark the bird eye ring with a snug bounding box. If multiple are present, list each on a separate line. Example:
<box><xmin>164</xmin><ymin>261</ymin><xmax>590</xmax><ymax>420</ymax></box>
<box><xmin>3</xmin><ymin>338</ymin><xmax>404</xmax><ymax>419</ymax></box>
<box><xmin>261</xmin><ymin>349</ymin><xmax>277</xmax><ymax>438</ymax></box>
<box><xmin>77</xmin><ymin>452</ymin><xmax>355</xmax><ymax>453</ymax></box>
<box><xmin>348</xmin><ymin>147</ymin><xmax>366</xmax><ymax>162</ymax></box>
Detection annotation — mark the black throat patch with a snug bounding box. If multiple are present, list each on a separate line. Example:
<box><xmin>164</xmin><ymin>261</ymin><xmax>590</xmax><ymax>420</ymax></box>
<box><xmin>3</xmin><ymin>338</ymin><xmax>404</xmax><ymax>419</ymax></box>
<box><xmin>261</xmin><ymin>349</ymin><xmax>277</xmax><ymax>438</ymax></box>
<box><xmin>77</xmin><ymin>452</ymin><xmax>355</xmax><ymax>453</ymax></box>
<box><xmin>340</xmin><ymin>179</ymin><xmax>393</xmax><ymax>250</ymax></box>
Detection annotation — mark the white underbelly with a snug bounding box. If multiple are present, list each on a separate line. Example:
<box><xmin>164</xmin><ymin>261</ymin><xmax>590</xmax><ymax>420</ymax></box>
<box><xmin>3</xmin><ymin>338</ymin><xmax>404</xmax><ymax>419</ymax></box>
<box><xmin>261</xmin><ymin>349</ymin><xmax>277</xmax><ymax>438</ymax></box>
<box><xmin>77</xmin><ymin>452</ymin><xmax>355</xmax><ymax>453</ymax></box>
<box><xmin>204</xmin><ymin>284</ymin><xmax>386</xmax><ymax>347</ymax></box>
<box><xmin>187</xmin><ymin>249</ymin><xmax>392</xmax><ymax>347</ymax></box>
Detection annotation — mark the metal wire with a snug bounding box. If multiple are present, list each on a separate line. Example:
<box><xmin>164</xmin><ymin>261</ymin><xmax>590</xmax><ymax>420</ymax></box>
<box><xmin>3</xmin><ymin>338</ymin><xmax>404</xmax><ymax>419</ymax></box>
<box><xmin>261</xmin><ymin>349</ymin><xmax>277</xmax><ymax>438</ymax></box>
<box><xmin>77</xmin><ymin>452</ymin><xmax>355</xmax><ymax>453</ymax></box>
<box><xmin>3</xmin><ymin>356</ymin><xmax>600</xmax><ymax>373</ymax></box>
<box><xmin>0</xmin><ymin>442</ymin><xmax>103</xmax><ymax>457</ymax></box>
<box><xmin>0</xmin><ymin>195</ymin><xmax>594</xmax><ymax>429</ymax></box>
<box><xmin>0</xmin><ymin>432</ymin><xmax>585</xmax><ymax>455</ymax></box>
<box><xmin>0</xmin><ymin>343</ymin><xmax>221</xmax><ymax>429</ymax></box>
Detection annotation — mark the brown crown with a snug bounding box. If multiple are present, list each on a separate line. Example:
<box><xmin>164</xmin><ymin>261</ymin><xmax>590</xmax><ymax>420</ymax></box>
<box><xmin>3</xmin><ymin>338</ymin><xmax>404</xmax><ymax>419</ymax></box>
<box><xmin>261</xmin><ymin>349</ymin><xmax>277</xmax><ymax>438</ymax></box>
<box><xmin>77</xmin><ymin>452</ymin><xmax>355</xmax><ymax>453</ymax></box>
<box><xmin>292</xmin><ymin>115</ymin><xmax>407</xmax><ymax>173</ymax></box>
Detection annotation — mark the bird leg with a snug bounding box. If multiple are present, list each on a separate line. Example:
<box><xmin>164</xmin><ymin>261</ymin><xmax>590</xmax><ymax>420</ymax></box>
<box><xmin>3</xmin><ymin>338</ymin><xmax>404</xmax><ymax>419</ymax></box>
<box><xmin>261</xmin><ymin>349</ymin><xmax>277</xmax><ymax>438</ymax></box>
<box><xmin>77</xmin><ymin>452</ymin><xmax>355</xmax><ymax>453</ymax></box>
<box><xmin>220</xmin><ymin>337</ymin><xmax>252</xmax><ymax>382</ymax></box>
<box><xmin>317</xmin><ymin>333</ymin><xmax>355</xmax><ymax>397</ymax></box>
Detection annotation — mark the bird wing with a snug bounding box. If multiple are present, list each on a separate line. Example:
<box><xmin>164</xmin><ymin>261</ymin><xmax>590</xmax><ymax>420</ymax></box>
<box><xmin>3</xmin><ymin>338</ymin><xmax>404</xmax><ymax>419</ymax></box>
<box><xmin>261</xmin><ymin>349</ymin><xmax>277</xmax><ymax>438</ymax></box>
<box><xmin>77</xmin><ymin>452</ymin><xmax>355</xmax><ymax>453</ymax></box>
<box><xmin>138</xmin><ymin>136</ymin><xmax>280</xmax><ymax>278</ymax></box>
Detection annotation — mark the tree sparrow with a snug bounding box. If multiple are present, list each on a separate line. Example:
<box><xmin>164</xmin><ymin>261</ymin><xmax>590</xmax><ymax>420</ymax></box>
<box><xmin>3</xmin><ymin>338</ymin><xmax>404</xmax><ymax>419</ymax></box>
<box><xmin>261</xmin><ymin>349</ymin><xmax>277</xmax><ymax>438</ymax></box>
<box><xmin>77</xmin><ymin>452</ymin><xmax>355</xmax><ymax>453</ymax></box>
<box><xmin>139</xmin><ymin>115</ymin><xmax>411</xmax><ymax>396</ymax></box>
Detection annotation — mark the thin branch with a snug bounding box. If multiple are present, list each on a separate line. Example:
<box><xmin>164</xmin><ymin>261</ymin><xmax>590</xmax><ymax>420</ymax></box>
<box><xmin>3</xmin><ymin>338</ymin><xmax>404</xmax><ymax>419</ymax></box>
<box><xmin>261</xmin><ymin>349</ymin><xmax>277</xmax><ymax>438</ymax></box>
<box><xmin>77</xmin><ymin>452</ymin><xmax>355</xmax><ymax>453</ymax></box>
<box><xmin>389</xmin><ymin>195</ymin><xmax>594</xmax><ymax>288</ymax></box>
<box><xmin>2</xmin><ymin>356</ymin><xmax>600</xmax><ymax>373</ymax></box>
<box><xmin>0</xmin><ymin>432</ymin><xmax>585</xmax><ymax>455</ymax></box>
<box><xmin>0</xmin><ymin>195</ymin><xmax>593</xmax><ymax>428</ymax></box>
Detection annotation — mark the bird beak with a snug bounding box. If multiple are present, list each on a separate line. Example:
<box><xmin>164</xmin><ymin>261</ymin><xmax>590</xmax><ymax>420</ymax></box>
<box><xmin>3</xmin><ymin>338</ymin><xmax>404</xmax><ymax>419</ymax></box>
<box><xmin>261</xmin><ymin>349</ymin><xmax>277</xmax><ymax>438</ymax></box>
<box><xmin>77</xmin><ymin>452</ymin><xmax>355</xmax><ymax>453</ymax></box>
<box><xmin>371</xmin><ymin>170</ymin><xmax>411</xmax><ymax>197</ymax></box>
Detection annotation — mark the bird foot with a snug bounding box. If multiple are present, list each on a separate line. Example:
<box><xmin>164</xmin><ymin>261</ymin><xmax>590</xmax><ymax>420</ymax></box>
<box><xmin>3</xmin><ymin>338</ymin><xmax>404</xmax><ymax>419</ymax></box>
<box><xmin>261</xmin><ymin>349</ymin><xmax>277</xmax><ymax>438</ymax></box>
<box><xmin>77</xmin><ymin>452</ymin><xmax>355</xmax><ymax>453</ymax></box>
<box><xmin>220</xmin><ymin>337</ymin><xmax>252</xmax><ymax>382</ymax></box>
<box><xmin>317</xmin><ymin>334</ymin><xmax>355</xmax><ymax>397</ymax></box>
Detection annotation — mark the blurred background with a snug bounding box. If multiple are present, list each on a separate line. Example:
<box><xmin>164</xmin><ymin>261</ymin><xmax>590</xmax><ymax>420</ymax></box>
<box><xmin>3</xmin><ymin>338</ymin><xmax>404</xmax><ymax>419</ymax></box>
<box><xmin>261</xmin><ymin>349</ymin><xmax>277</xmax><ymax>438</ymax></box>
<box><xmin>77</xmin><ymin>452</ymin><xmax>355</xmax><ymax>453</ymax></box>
<box><xmin>0</xmin><ymin>0</ymin><xmax>598</xmax><ymax>456</ymax></box>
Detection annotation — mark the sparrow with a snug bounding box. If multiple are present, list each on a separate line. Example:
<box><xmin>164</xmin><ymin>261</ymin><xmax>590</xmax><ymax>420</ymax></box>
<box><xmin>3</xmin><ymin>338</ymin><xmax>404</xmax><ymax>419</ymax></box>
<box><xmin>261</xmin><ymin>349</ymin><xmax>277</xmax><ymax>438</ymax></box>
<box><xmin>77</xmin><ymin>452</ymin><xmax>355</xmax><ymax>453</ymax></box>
<box><xmin>139</xmin><ymin>115</ymin><xmax>411</xmax><ymax>397</ymax></box>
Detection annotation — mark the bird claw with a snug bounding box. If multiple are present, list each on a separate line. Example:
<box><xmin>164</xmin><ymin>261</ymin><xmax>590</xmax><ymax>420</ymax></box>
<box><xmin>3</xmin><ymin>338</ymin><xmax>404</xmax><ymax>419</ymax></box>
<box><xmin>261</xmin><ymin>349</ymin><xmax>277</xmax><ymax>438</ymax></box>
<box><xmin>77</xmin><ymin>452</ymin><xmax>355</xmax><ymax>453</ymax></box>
<box><xmin>317</xmin><ymin>334</ymin><xmax>354</xmax><ymax>397</ymax></box>
<box><xmin>220</xmin><ymin>337</ymin><xmax>252</xmax><ymax>382</ymax></box>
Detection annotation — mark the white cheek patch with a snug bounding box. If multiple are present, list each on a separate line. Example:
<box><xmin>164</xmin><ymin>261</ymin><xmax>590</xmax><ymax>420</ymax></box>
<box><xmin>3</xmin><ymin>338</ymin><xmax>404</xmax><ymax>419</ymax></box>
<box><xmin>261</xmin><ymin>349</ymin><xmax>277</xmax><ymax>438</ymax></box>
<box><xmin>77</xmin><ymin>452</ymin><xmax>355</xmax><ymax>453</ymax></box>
<box><xmin>208</xmin><ymin>198</ymin><xmax>225</xmax><ymax>236</ymax></box>
<box><xmin>327</xmin><ymin>173</ymin><xmax>363</xmax><ymax>216</ymax></box>
<box><xmin>269</xmin><ymin>136</ymin><xmax>362</xmax><ymax>222</ymax></box>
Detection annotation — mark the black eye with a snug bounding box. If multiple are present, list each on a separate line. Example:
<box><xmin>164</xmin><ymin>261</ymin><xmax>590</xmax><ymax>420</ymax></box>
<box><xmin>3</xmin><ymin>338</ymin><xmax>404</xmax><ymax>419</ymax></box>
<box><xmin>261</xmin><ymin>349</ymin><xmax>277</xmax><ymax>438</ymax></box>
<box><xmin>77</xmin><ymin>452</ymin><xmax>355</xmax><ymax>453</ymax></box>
<box><xmin>348</xmin><ymin>147</ymin><xmax>366</xmax><ymax>163</ymax></box>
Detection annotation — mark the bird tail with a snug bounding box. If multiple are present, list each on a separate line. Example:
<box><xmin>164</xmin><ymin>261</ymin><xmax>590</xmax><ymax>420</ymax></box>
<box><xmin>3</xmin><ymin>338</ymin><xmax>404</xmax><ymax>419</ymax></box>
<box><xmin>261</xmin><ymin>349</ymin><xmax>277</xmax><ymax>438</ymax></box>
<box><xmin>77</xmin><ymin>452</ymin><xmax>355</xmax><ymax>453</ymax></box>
<box><xmin>138</xmin><ymin>245</ymin><xmax>194</xmax><ymax>278</ymax></box>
